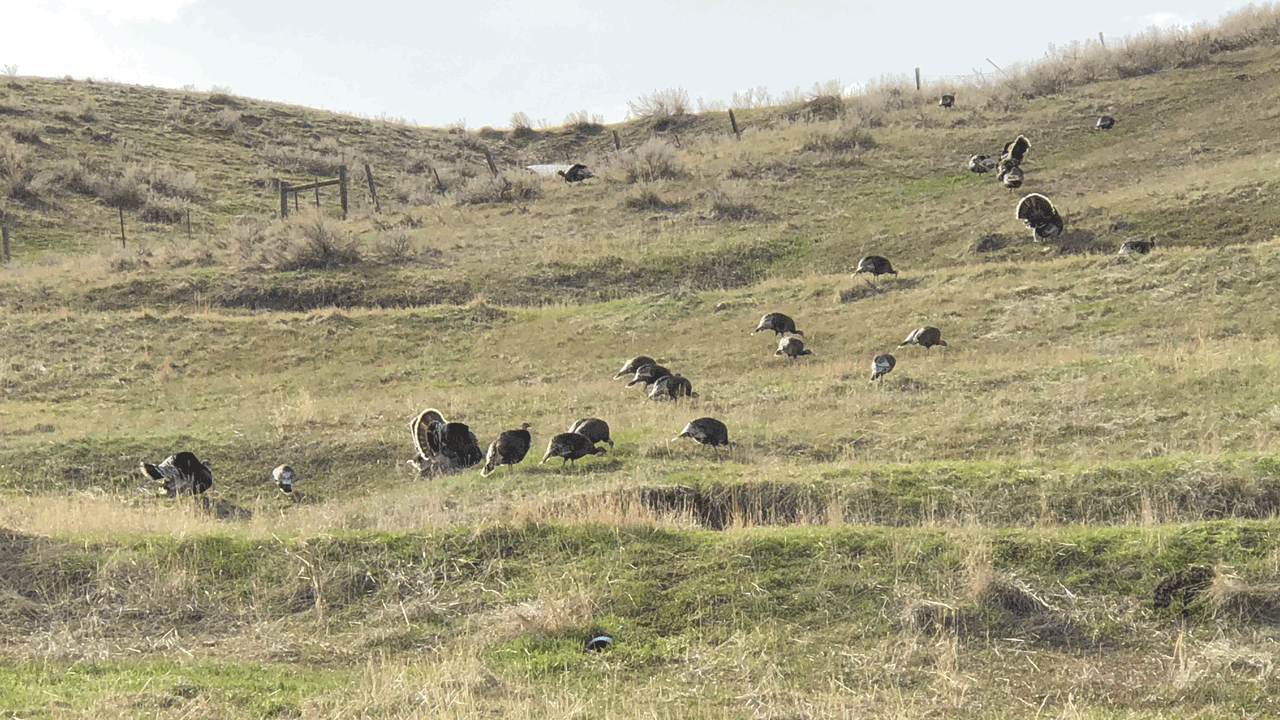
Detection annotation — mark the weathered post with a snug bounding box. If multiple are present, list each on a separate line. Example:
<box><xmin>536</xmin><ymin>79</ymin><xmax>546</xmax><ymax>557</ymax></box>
<box><xmin>914</xmin><ymin>67</ymin><xmax>921</xmax><ymax>91</ymax></box>
<box><xmin>119</xmin><ymin>207</ymin><xmax>126</xmax><ymax>248</ymax></box>
<box><xmin>612</xmin><ymin>130</ymin><xmax>621</xmax><ymax>151</ymax></box>
<box><xmin>280</xmin><ymin>181</ymin><xmax>290</xmax><ymax>218</ymax></box>
<box><xmin>2</xmin><ymin>226</ymin><xmax>10</xmax><ymax>263</ymax></box>
<box><xmin>728</xmin><ymin>109</ymin><xmax>741</xmax><ymax>140</ymax></box>
<box><xmin>339</xmin><ymin>165</ymin><xmax>349</xmax><ymax>219</ymax></box>
<box><xmin>314</xmin><ymin>180</ymin><xmax>320</xmax><ymax>208</ymax></box>
<box><xmin>430</xmin><ymin>166</ymin><xmax>446</xmax><ymax>196</ymax></box>
<box><xmin>480</xmin><ymin>145</ymin><xmax>498</xmax><ymax>176</ymax></box>
<box><xmin>186</xmin><ymin>208</ymin><xmax>192</xmax><ymax>239</ymax></box>
<box><xmin>364</xmin><ymin>163</ymin><xmax>380</xmax><ymax>213</ymax></box>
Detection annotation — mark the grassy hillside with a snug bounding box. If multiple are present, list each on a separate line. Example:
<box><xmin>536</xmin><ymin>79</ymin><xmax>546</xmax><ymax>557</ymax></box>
<box><xmin>4</xmin><ymin>9</ymin><xmax>1280</xmax><ymax>718</ymax></box>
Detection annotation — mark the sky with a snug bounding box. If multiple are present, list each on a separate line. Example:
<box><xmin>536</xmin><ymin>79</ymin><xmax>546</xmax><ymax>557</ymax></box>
<box><xmin>8</xmin><ymin>0</ymin><xmax>1261</xmax><ymax>129</ymax></box>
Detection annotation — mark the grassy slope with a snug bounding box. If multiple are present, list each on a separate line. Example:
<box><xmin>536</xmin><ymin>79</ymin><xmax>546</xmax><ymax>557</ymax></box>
<box><xmin>2</xmin><ymin>35</ymin><xmax>1280</xmax><ymax>719</ymax></box>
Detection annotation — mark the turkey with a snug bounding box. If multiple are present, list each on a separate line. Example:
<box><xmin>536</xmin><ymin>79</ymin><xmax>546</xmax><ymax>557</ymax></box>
<box><xmin>898</xmin><ymin>326</ymin><xmax>947</xmax><ymax>351</ymax></box>
<box><xmin>776</xmin><ymin>336</ymin><xmax>813</xmax><ymax>360</ymax></box>
<box><xmin>939</xmin><ymin>94</ymin><xmax>955</xmax><ymax>109</ymax></box>
<box><xmin>997</xmin><ymin>160</ymin><xmax>1023</xmax><ymax>189</ymax></box>
<box><xmin>753</xmin><ymin>312</ymin><xmax>803</xmax><ymax>337</ymax></box>
<box><xmin>480</xmin><ymin>423</ymin><xmax>533</xmax><ymax>476</ymax></box>
<box><xmin>410</xmin><ymin>408</ymin><xmax>483</xmax><ymax>471</ymax></box>
<box><xmin>649</xmin><ymin>374</ymin><xmax>698</xmax><ymax>401</ymax></box>
<box><xmin>1119</xmin><ymin>237</ymin><xmax>1156</xmax><ymax>255</ymax></box>
<box><xmin>1001</xmin><ymin>135</ymin><xmax>1031</xmax><ymax>165</ymax></box>
<box><xmin>558</xmin><ymin>163</ymin><xmax>594</xmax><ymax>183</ymax></box>
<box><xmin>968</xmin><ymin>154</ymin><xmax>997</xmax><ymax>174</ymax></box>
<box><xmin>1016</xmin><ymin>193</ymin><xmax>1064</xmax><ymax>239</ymax></box>
<box><xmin>1096</xmin><ymin>115</ymin><xmax>1115</xmax><ymax>130</ymax></box>
<box><xmin>568</xmin><ymin>417</ymin><xmax>614</xmax><ymax>448</ymax></box>
<box><xmin>540</xmin><ymin>432</ymin><xmax>608</xmax><ymax>466</ymax></box>
<box><xmin>854</xmin><ymin>255</ymin><xmax>897</xmax><ymax>283</ymax></box>
<box><xmin>674</xmin><ymin>417</ymin><xmax>733</xmax><ymax>448</ymax></box>
<box><xmin>871</xmin><ymin>353</ymin><xmax>896</xmax><ymax>381</ymax></box>
<box><xmin>272</xmin><ymin>464</ymin><xmax>296</xmax><ymax>493</ymax></box>
<box><xmin>626</xmin><ymin>362</ymin><xmax>671</xmax><ymax>389</ymax></box>
<box><xmin>140</xmin><ymin>451</ymin><xmax>213</xmax><ymax>497</ymax></box>
<box><xmin>614</xmin><ymin>355</ymin><xmax>656</xmax><ymax>379</ymax></box>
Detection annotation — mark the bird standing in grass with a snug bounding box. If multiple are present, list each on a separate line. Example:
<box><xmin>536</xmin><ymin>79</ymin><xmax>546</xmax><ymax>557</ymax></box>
<box><xmin>1016</xmin><ymin>193</ymin><xmax>1064</xmax><ymax>240</ymax></box>
<box><xmin>649</xmin><ymin>374</ymin><xmax>698</xmax><ymax>400</ymax></box>
<box><xmin>541</xmin><ymin>432</ymin><xmax>608</xmax><ymax>467</ymax></box>
<box><xmin>1119</xmin><ymin>237</ymin><xmax>1156</xmax><ymax>255</ymax></box>
<box><xmin>776</xmin><ymin>336</ymin><xmax>813</xmax><ymax>361</ymax></box>
<box><xmin>674</xmin><ymin>417</ymin><xmax>733</xmax><ymax>449</ymax></box>
<box><xmin>871</xmin><ymin>353</ymin><xmax>896</xmax><ymax>381</ymax></box>
<box><xmin>854</xmin><ymin>255</ymin><xmax>897</xmax><ymax>284</ymax></box>
<box><xmin>569</xmin><ymin>418</ymin><xmax>614</xmax><ymax>448</ymax></box>
<box><xmin>1001</xmin><ymin>135</ymin><xmax>1031</xmax><ymax>165</ymax></box>
<box><xmin>626</xmin><ymin>363</ymin><xmax>671</xmax><ymax>389</ymax></box>
<box><xmin>899</xmin><ymin>326</ymin><xmax>947</xmax><ymax>351</ymax></box>
<box><xmin>272</xmin><ymin>464</ymin><xmax>296</xmax><ymax>493</ymax></box>
<box><xmin>753</xmin><ymin>313</ymin><xmax>803</xmax><ymax>337</ymax></box>
<box><xmin>997</xmin><ymin>160</ymin><xmax>1023</xmax><ymax>189</ymax></box>
<box><xmin>968</xmin><ymin>154</ymin><xmax>997</xmax><ymax>174</ymax></box>
<box><xmin>1096</xmin><ymin>115</ymin><xmax>1115</xmax><ymax>130</ymax></box>
<box><xmin>614</xmin><ymin>356</ymin><xmax>656</xmax><ymax>379</ymax></box>
<box><xmin>481</xmin><ymin>423</ymin><xmax>533</xmax><ymax>476</ymax></box>
<box><xmin>558</xmin><ymin>164</ymin><xmax>594</xmax><ymax>182</ymax></box>
<box><xmin>939</xmin><ymin>94</ymin><xmax>955</xmax><ymax>109</ymax></box>
<box><xmin>141</xmin><ymin>451</ymin><xmax>213</xmax><ymax>497</ymax></box>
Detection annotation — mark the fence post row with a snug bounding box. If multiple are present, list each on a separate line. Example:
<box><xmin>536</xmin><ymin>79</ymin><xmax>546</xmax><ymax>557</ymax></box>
<box><xmin>278</xmin><ymin>166</ymin><xmax>349</xmax><ymax>218</ymax></box>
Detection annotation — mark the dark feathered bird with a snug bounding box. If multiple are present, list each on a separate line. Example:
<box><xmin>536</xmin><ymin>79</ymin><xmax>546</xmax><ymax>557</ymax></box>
<box><xmin>626</xmin><ymin>363</ymin><xmax>671</xmax><ymax>389</ymax></box>
<box><xmin>437</xmin><ymin>422</ymin><xmax>484</xmax><ymax>468</ymax></box>
<box><xmin>410</xmin><ymin>408</ymin><xmax>448</xmax><ymax>461</ymax></box>
<box><xmin>753</xmin><ymin>312</ymin><xmax>803</xmax><ymax>337</ymax></box>
<box><xmin>854</xmin><ymin>255</ymin><xmax>897</xmax><ymax>282</ymax></box>
<box><xmin>939</xmin><ymin>94</ymin><xmax>955</xmax><ymax>109</ymax></box>
<box><xmin>997</xmin><ymin>160</ymin><xmax>1024</xmax><ymax>189</ymax></box>
<box><xmin>898</xmin><ymin>326</ymin><xmax>947</xmax><ymax>351</ymax></box>
<box><xmin>649</xmin><ymin>374</ymin><xmax>698</xmax><ymax>401</ymax></box>
<box><xmin>481</xmin><ymin>423</ymin><xmax>533</xmax><ymax>476</ymax></box>
<box><xmin>614</xmin><ymin>355</ymin><xmax>656</xmax><ymax>379</ymax></box>
<box><xmin>674</xmin><ymin>417</ymin><xmax>733</xmax><ymax>448</ymax></box>
<box><xmin>776</xmin><ymin>336</ymin><xmax>813</xmax><ymax>360</ymax></box>
<box><xmin>1119</xmin><ymin>237</ymin><xmax>1156</xmax><ymax>255</ymax></box>
<box><xmin>1016</xmin><ymin>193</ymin><xmax>1064</xmax><ymax>240</ymax></box>
<box><xmin>558</xmin><ymin>163</ymin><xmax>594</xmax><ymax>183</ymax></box>
<box><xmin>1001</xmin><ymin>135</ymin><xmax>1031</xmax><ymax>165</ymax></box>
<box><xmin>540</xmin><ymin>432</ymin><xmax>608</xmax><ymax>466</ymax></box>
<box><xmin>968</xmin><ymin>154</ymin><xmax>997</xmax><ymax>174</ymax></box>
<box><xmin>409</xmin><ymin>408</ymin><xmax>483</xmax><ymax>470</ymax></box>
<box><xmin>272</xmin><ymin>464</ymin><xmax>296</xmax><ymax>493</ymax></box>
<box><xmin>871</xmin><ymin>353</ymin><xmax>896</xmax><ymax>381</ymax></box>
<box><xmin>141</xmin><ymin>451</ymin><xmax>213</xmax><ymax>497</ymax></box>
<box><xmin>1096</xmin><ymin>115</ymin><xmax>1115</xmax><ymax>130</ymax></box>
<box><xmin>568</xmin><ymin>417</ymin><xmax>614</xmax><ymax>448</ymax></box>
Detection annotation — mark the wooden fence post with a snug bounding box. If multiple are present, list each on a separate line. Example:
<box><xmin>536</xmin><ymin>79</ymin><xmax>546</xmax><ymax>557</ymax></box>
<box><xmin>364</xmin><ymin>163</ymin><xmax>380</xmax><ymax>213</ymax></box>
<box><xmin>1098</xmin><ymin>31</ymin><xmax>1106</xmax><ymax>48</ymax></box>
<box><xmin>2</xmin><ymin>227</ymin><xmax>10</xmax><ymax>263</ymax></box>
<box><xmin>914</xmin><ymin>67</ymin><xmax>921</xmax><ymax>91</ymax></box>
<box><xmin>314</xmin><ymin>180</ymin><xmax>320</xmax><ymax>208</ymax></box>
<box><xmin>280</xmin><ymin>181</ymin><xmax>290</xmax><ymax>218</ymax></box>
<box><xmin>612</xmin><ymin>130</ymin><xmax>621</xmax><ymax>151</ymax></box>
<box><xmin>728</xmin><ymin>109</ymin><xmax>741</xmax><ymax>140</ymax></box>
<box><xmin>480</xmin><ymin>145</ymin><xmax>498</xmax><ymax>177</ymax></box>
<box><xmin>118</xmin><ymin>207</ymin><xmax>126</xmax><ymax>248</ymax></box>
<box><xmin>186</xmin><ymin>208</ymin><xmax>191</xmax><ymax>240</ymax></box>
<box><xmin>430</xmin><ymin>166</ymin><xmax>446</xmax><ymax>196</ymax></box>
<box><xmin>339</xmin><ymin>165</ymin><xmax>349</xmax><ymax>219</ymax></box>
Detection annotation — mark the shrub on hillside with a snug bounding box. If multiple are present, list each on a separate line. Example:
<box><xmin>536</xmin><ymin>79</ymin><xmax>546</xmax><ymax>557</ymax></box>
<box><xmin>281</xmin><ymin>212</ymin><xmax>361</xmax><ymax>270</ymax></box>
<box><xmin>139</xmin><ymin>194</ymin><xmax>189</xmax><ymax>224</ymax></box>
<box><xmin>627</xmin><ymin>87</ymin><xmax>689</xmax><ymax>119</ymax></box>
<box><xmin>616</xmin><ymin>138</ymin><xmax>685</xmax><ymax>184</ymax></box>
<box><xmin>451</xmin><ymin>171</ymin><xmax>541</xmax><ymax>205</ymax></box>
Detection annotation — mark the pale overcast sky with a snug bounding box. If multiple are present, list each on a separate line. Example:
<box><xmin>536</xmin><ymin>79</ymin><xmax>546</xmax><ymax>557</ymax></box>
<box><xmin>8</xmin><ymin>0</ymin><xmax>1258</xmax><ymax>128</ymax></box>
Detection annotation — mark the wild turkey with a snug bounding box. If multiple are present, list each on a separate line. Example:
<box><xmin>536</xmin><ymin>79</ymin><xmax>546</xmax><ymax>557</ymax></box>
<box><xmin>558</xmin><ymin>164</ymin><xmax>594</xmax><ymax>183</ymax></box>
<box><xmin>480</xmin><ymin>423</ymin><xmax>533</xmax><ymax>476</ymax></box>
<box><xmin>649</xmin><ymin>374</ymin><xmax>698</xmax><ymax>400</ymax></box>
<box><xmin>674</xmin><ymin>417</ymin><xmax>733</xmax><ymax>448</ymax></box>
<box><xmin>272</xmin><ymin>464</ymin><xmax>296</xmax><ymax>493</ymax></box>
<box><xmin>568</xmin><ymin>417</ymin><xmax>614</xmax><ymax>448</ymax></box>
<box><xmin>854</xmin><ymin>255</ymin><xmax>897</xmax><ymax>282</ymax></box>
<box><xmin>898</xmin><ymin>326</ymin><xmax>947</xmax><ymax>351</ymax></box>
<box><xmin>1001</xmin><ymin>135</ymin><xmax>1031</xmax><ymax>165</ymax></box>
<box><xmin>997</xmin><ymin>160</ymin><xmax>1023</xmax><ymax>189</ymax></box>
<box><xmin>540</xmin><ymin>432</ymin><xmax>608</xmax><ymax>466</ymax></box>
<box><xmin>140</xmin><ymin>451</ymin><xmax>213</xmax><ymax>497</ymax></box>
<box><xmin>626</xmin><ymin>362</ymin><xmax>671</xmax><ymax>389</ymax></box>
<box><xmin>871</xmin><ymin>353</ymin><xmax>896</xmax><ymax>381</ymax></box>
<box><xmin>939</xmin><ymin>94</ymin><xmax>955</xmax><ymax>109</ymax></box>
<box><xmin>1016</xmin><ymin>193</ymin><xmax>1064</xmax><ymax>239</ymax></box>
<box><xmin>753</xmin><ymin>312</ymin><xmax>803</xmax><ymax>337</ymax></box>
<box><xmin>968</xmin><ymin>154</ymin><xmax>997</xmax><ymax>174</ymax></box>
<box><xmin>1119</xmin><ymin>237</ymin><xmax>1156</xmax><ymax>255</ymax></box>
<box><xmin>410</xmin><ymin>408</ymin><xmax>482</xmax><ymax>470</ymax></box>
<box><xmin>776</xmin><ymin>336</ymin><xmax>813</xmax><ymax>360</ymax></box>
<box><xmin>1096</xmin><ymin>115</ymin><xmax>1115</xmax><ymax>130</ymax></box>
<box><xmin>614</xmin><ymin>355</ymin><xmax>656</xmax><ymax>379</ymax></box>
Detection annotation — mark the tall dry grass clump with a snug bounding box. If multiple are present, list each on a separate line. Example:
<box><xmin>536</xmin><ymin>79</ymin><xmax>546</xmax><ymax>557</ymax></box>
<box><xmin>615</xmin><ymin>138</ymin><xmax>685</xmax><ymax>183</ymax></box>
